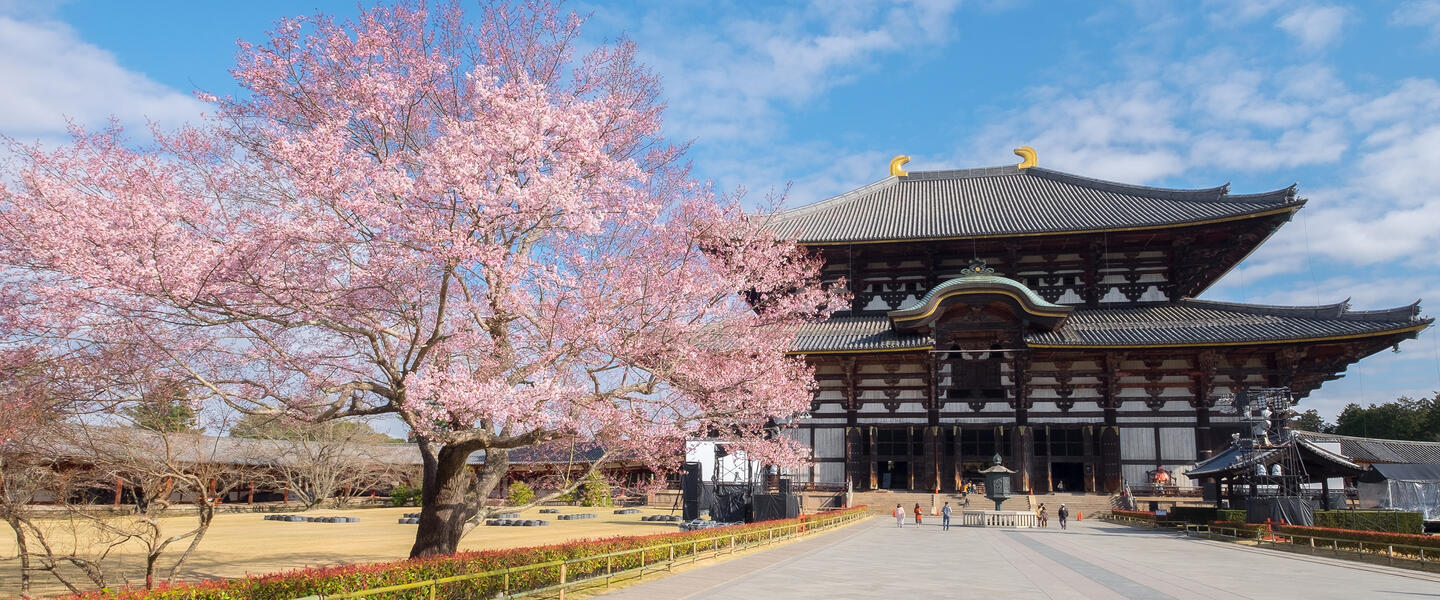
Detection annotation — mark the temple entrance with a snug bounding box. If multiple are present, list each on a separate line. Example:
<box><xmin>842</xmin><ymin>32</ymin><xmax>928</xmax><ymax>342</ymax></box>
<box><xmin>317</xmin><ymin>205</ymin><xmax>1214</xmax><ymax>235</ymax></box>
<box><xmin>880</xmin><ymin>460</ymin><xmax>909</xmax><ymax>489</ymax></box>
<box><xmin>1050</xmin><ymin>461</ymin><xmax>1084</xmax><ymax>493</ymax></box>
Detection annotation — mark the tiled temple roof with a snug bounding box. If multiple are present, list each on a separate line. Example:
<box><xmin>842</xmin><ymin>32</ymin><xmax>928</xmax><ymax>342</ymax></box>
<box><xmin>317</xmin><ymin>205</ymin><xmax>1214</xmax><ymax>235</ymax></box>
<box><xmin>791</xmin><ymin>316</ymin><xmax>934</xmax><ymax>353</ymax></box>
<box><xmin>767</xmin><ymin>166</ymin><xmax>1302</xmax><ymax>244</ymax></box>
<box><xmin>792</xmin><ymin>299</ymin><xmax>1429</xmax><ymax>353</ymax></box>
<box><xmin>1295</xmin><ymin>430</ymin><xmax>1440</xmax><ymax>465</ymax></box>
<box><xmin>1025</xmin><ymin>299</ymin><xmax>1428</xmax><ymax>347</ymax></box>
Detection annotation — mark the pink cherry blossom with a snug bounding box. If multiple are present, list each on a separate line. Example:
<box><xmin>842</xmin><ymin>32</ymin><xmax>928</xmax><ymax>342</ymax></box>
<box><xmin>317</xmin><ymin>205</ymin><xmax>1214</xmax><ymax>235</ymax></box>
<box><xmin>0</xmin><ymin>1</ymin><xmax>844</xmax><ymax>557</ymax></box>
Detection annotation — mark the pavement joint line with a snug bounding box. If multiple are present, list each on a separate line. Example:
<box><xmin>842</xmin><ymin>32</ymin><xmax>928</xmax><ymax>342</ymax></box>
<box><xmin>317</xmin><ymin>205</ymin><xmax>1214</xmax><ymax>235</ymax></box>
<box><xmin>1004</xmin><ymin>530</ymin><xmax>1178</xmax><ymax>600</ymax></box>
<box><xmin>1037</xmin><ymin>528</ymin><xmax>1245</xmax><ymax>600</ymax></box>
<box><xmin>986</xmin><ymin>527</ymin><xmax>1117</xmax><ymax>600</ymax></box>
<box><xmin>660</xmin><ymin>517</ymin><xmax>876</xmax><ymax>600</ymax></box>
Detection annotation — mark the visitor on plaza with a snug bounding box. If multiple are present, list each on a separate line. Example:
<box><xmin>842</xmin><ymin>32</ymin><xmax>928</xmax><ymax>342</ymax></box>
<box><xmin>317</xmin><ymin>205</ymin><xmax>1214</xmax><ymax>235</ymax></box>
<box><xmin>941</xmin><ymin>501</ymin><xmax>952</xmax><ymax>531</ymax></box>
<box><xmin>914</xmin><ymin>503</ymin><xmax>923</xmax><ymax>525</ymax></box>
<box><xmin>894</xmin><ymin>504</ymin><xmax>905</xmax><ymax>528</ymax></box>
<box><xmin>1058</xmin><ymin>504</ymin><xmax>1069</xmax><ymax>530</ymax></box>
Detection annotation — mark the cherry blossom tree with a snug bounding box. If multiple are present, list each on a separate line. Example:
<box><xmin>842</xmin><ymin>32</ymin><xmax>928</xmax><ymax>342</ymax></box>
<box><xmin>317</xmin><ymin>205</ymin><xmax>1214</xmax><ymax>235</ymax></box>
<box><xmin>0</xmin><ymin>1</ymin><xmax>841</xmax><ymax>557</ymax></box>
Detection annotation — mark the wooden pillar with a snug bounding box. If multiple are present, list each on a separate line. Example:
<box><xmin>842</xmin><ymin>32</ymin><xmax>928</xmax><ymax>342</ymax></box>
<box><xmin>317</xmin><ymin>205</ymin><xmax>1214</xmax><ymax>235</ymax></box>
<box><xmin>923</xmin><ymin>426</ymin><xmax>940</xmax><ymax>493</ymax></box>
<box><xmin>248</xmin><ymin>482</ymin><xmax>255</xmax><ymax>505</ymax></box>
<box><xmin>1100</xmin><ymin>353</ymin><xmax>1122</xmax><ymax>493</ymax></box>
<box><xmin>1012</xmin><ymin>353</ymin><xmax>1032</xmax><ymax>491</ymax></box>
<box><xmin>867</xmin><ymin>427</ymin><xmax>878</xmax><ymax>489</ymax></box>
<box><xmin>114</xmin><ymin>477</ymin><xmax>123</xmax><ymax>506</ymax></box>
<box><xmin>952</xmin><ymin>426</ymin><xmax>963</xmax><ymax>491</ymax></box>
<box><xmin>1193</xmin><ymin>350</ymin><xmax>1219</xmax><ymax>460</ymax></box>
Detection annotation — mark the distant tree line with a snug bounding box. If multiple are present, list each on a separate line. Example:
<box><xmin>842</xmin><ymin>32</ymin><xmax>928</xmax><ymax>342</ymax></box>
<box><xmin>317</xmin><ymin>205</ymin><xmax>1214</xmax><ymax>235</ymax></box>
<box><xmin>1293</xmin><ymin>394</ymin><xmax>1440</xmax><ymax>442</ymax></box>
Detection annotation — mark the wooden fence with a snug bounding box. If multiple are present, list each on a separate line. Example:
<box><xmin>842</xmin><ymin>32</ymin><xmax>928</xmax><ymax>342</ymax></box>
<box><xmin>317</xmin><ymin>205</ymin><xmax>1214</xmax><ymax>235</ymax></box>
<box><xmin>293</xmin><ymin>509</ymin><xmax>870</xmax><ymax>600</ymax></box>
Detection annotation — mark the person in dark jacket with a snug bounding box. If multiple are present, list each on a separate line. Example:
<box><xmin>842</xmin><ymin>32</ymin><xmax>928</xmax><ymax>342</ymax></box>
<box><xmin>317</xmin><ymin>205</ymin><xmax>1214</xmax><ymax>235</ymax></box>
<box><xmin>1058</xmin><ymin>504</ymin><xmax>1069</xmax><ymax>530</ymax></box>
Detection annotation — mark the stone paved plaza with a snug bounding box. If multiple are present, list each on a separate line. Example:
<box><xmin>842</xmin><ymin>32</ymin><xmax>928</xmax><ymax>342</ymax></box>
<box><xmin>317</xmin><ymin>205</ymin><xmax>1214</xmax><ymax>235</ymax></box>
<box><xmin>597</xmin><ymin>517</ymin><xmax>1440</xmax><ymax>599</ymax></box>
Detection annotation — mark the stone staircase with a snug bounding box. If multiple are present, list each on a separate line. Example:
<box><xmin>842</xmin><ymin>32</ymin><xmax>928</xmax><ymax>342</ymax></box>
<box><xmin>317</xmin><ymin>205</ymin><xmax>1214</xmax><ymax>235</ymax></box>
<box><xmin>849</xmin><ymin>490</ymin><xmax>1030</xmax><ymax>515</ymax></box>
<box><xmin>849</xmin><ymin>490</ymin><xmax>1116</xmax><ymax>520</ymax></box>
<box><xmin>1025</xmin><ymin>492</ymin><xmax>1117</xmax><ymax>520</ymax></box>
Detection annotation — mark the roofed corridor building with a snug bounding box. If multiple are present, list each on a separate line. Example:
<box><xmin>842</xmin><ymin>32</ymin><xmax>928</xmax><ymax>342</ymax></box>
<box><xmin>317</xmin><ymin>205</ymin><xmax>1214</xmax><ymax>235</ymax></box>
<box><xmin>770</xmin><ymin>151</ymin><xmax>1432</xmax><ymax>494</ymax></box>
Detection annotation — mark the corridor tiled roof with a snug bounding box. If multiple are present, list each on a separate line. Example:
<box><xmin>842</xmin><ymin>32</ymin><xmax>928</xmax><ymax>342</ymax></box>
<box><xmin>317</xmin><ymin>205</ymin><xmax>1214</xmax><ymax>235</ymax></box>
<box><xmin>1295</xmin><ymin>430</ymin><xmax>1440</xmax><ymax>465</ymax></box>
<box><xmin>766</xmin><ymin>166</ymin><xmax>1302</xmax><ymax>244</ymax></box>
<box><xmin>793</xmin><ymin>299</ymin><xmax>1429</xmax><ymax>353</ymax></box>
<box><xmin>1025</xmin><ymin>299</ymin><xmax>1428</xmax><ymax>347</ymax></box>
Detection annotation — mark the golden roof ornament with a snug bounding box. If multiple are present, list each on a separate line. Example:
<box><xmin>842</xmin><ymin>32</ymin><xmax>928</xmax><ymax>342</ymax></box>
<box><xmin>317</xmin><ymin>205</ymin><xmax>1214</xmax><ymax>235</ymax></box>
<box><xmin>889</xmin><ymin>155</ymin><xmax>911</xmax><ymax>177</ymax></box>
<box><xmin>1014</xmin><ymin>146</ymin><xmax>1037</xmax><ymax>169</ymax></box>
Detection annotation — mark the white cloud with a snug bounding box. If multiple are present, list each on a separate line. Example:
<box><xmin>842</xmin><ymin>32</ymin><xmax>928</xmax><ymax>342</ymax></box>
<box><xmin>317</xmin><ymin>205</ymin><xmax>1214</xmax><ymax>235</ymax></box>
<box><xmin>0</xmin><ymin>16</ymin><xmax>205</xmax><ymax>140</ymax></box>
<box><xmin>605</xmin><ymin>1</ymin><xmax>963</xmax><ymax>145</ymax></box>
<box><xmin>1276</xmin><ymin>5</ymin><xmax>1350</xmax><ymax>51</ymax></box>
<box><xmin>1203</xmin><ymin>0</ymin><xmax>1287</xmax><ymax>25</ymax></box>
<box><xmin>1392</xmin><ymin>0</ymin><xmax>1440</xmax><ymax>44</ymax></box>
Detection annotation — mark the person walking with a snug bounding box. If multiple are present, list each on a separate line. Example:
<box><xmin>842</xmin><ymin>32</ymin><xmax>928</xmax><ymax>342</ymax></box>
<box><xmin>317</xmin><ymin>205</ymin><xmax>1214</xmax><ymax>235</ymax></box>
<box><xmin>941</xmin><ymin>501</ymin><xmax>952</xmax><ymax>531</ymax></box>
<box><xmin>1037</xmin><ymin>503</ymin><xmax>1048</xmax><ymax>527</ymax></box>
<box><xmin>1058</xmin><ymin>504</ymin><xmax>1069</xmax><ymax>530</ymax></box>
<box><xmin>914</xmin><ymin>502</ymin><xmax>923</xmax><ymax>526</ymax></box>
<box><xmin>894</xmin><ymin>503</ymin><xmax>905</xmax><ymax>528</ymax></box>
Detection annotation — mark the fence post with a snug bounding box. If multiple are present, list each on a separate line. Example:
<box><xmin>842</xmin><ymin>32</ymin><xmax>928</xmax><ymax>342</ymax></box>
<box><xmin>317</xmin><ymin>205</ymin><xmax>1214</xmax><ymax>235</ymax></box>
<box><xmin>606</xmin><ymin>555</ymin><xmax>613</xmax><ymax>587</ymax></box>
<box><xmin>730</xmin><ymin>534</ymin><xmax>736</xmax><ymax>554</ymax></box>
<box><xmin>428</xmin><ymin>582</ymin><xmax>436</xmax><ymax>600</ymax></box>
<box><xmin>692</xmin><ymin>541</ymin><xmax>698</xmax><ymax>564</ymax></box>
<box><xmin>668</xmin><ymin>545</ymin><xmax>675</xmax><ymax>571</ymax></box>
<box><xmin>1388</xmin><ymin>545</ymin><xmax>1394</xmax><ymax>566</ymax></box>
<box><xmin>504</xmin><ymin>571</ymin><xmax>510</xmax><ymax>596</ymax></box>
<box><xmin>559</xmin><ymin>563</ymin><xmax>567</xmax><ymax>600</ymax></box>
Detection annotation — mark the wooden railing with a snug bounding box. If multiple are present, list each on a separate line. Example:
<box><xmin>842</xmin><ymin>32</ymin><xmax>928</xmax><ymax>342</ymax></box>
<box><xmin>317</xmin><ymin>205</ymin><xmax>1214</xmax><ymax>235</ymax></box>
<box><xmin>292</xmin><ymin>509</ymin><xmax>870</xmax><ymax>600</ymax></box>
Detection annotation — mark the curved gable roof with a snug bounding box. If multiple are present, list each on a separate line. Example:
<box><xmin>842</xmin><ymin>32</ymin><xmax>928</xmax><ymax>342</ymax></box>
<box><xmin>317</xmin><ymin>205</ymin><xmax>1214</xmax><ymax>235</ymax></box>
<box><xmin>888</xmin><ymin>273</ymin><xmax>1073</xmax><ymax>332</ymax></box>
<box><xmin>768</xmin><ymin>165</ymin><xmax>1303</xmax><ymax>244</ymax></box>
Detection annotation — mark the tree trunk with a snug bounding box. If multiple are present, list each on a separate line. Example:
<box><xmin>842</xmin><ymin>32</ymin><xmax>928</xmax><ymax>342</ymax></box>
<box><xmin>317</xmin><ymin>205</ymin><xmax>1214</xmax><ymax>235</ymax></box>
<box><xmin>409</xmin><ymin>443</ymin><xmax>475</xmax><ymax>558</ymax></box>
<box><xmin>5</xmin><ymin>516</ymin><xmax>32</xmax><ymax>598</ymax></box>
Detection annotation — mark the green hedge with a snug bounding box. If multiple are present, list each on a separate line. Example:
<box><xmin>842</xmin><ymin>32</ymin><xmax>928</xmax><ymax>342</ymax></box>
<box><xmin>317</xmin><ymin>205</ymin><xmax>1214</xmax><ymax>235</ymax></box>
<box><xmin>1217</xmin><ymin>509</ymin><xmax>1246</xmax><ymax>523</ymax></box>
<box><xmin>1274</xmin><ymin>523</ymin><xmax>1440</xmax><ymax>549</ymax></box>
<box><xmin>1313</xmin><ymin>510</ymin><xmax>1423</xmax><ymax>534</ymax></box>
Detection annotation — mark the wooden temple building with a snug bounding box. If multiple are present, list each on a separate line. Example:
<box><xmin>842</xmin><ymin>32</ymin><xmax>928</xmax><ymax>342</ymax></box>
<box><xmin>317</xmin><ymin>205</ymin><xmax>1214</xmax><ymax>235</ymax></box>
<box><xmin>771</xmin><ymin>150</ymin><xmax>1432</xmax><ymax>495</ymax></box>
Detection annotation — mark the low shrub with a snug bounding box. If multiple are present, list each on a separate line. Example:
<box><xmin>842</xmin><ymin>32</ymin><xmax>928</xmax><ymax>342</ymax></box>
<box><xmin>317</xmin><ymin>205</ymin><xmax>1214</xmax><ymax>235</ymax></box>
<box><xmin>579</xmin><ymin>471</ymin><xmax>613</xmax><ymax>507</ymax></box>
<box><xmin>1216</xmin><ymin>509</ymin><xmax>1246</xmax><ymax>523</ymax></box>
<box><xmin>1111</xmin><ymin>509</ymin><xmax>1156</xmax><ymax>521</ymax></box>
<box><xmin>389</xmin><ymin>484</ymin><xmax>421</xmax><ymax>507</ymax></box>
<box><xmin>1313</xmin><ymin>510</ymin><xmax>1423</xmax><ymax>534</ymax></box>
<box><xmin>507</xmin><ymin>481</ymin><xmax>535</xmax><ymax>506</ymax></box>
<box><xmin>1273</xmin><ymin>523</ymin><xmax>1440</xmax><ymax>550</ymax></box>
<box><xmin>1209</xmin><ymin>520</ymin><xmax>1267</xmax><ymax>539</ymax></box>
<box><xmin>63</xmin><ymin>506</ymin><xmax>870</xmax><ymax>600</ymax></box>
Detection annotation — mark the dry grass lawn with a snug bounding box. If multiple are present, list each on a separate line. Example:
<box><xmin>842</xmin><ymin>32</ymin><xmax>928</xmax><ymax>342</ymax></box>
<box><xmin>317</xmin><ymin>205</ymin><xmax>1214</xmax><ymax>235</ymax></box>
<box><xmin>3</xmin><ymin>505</ymin><xmax>686</xmax><ymax>599</ymax></box>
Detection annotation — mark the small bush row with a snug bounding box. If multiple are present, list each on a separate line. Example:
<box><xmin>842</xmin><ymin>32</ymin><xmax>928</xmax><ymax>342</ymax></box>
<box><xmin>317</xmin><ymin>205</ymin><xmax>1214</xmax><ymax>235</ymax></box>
<box><xmin>65</xmin><ymin>506</ymin><xmax>869</xmax><ymax>600</ymax></box>
<box><xmin>1208</xmin><ymin>521</ymin><xmax>1268</xmax><ymax>539</ymax></box>
<box><xmin>1273</xmin><ymin>523</ymin><xmax>1440</xmax><ymax>549</ymax></box>
<box><xmin>1313</xmin><ymin>510</ymin><xmax>1423</xmax><ymax>534</ymax></box>
<box><xmin>1216</xmin><ymin>509</ymin><xmax>1246</xmax><ymax>523</ymax></box>
<box><xmin>1110</xmin><ymin>509</ymin><xmax>1155</xmax><ymax>521</ymax></box>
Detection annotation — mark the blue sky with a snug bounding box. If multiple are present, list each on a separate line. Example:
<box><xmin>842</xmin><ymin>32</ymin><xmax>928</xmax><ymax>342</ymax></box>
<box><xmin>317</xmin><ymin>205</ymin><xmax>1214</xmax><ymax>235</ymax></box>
<box><xmin>2</xmin><ymin>1</ymin><xmax>1439</xmax><ymax>421</ymax></box>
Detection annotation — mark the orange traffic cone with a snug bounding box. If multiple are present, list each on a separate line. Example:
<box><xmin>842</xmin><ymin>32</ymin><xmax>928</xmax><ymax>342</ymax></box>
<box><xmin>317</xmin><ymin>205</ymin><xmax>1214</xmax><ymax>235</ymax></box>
<box><xmin>1077</xmin><ymin>512</ymin><xmax>1083</xmax><ymax>521</ymax></box>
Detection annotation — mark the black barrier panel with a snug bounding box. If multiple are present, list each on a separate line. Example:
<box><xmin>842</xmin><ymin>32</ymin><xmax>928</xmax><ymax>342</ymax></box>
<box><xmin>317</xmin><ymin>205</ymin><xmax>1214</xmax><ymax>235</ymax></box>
<box><xmin>752</xmin><ymin>494</ymin><xmax>785</xmax><ymax>522</ymax></box>
<box><xmin>1245</xmin><ymin>496</ymin><xmax>1314</xmax><ymax>526</ymax></box>
<box><xmin>682</xmin><ymin>462</ymin><xmax>703</xmax><ymax>521</ymax></box>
